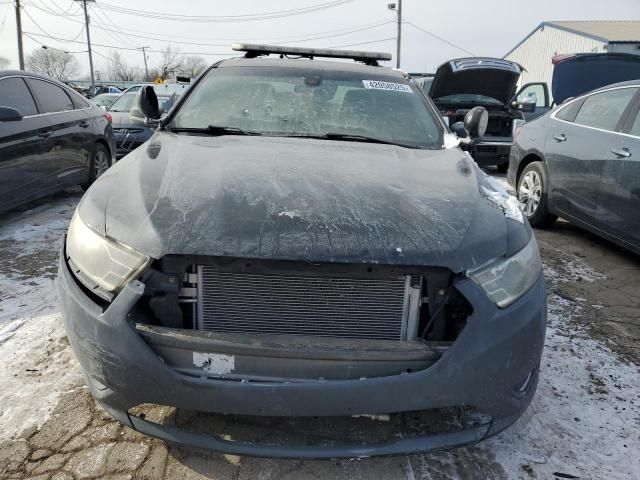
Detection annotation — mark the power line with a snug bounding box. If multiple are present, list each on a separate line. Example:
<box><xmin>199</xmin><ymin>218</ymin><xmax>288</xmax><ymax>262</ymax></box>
<box><xmin>22</xmin><ymin>2</ymin><xmax>393</xmax><ymax>48</ymax></box>
<box><xmin>23</xmin><ymin>0</ymin><xmax>82</xmax><ymax>16</ymax></box>
<box><xmin>23</xmin><ymin>32</ymin><xmax>86</xmax><ymax>52</ymax></box>
<box><xmin>97</xmin><ymin>0</ymin><xmax>355</xmax><ymax>22</ymax></box>
<box><xmin>327</xmin><ymin>37</ymin><xmax>395</xmax><ymax>49</ymax></box>
<box><xmin>47</xmin><ymin>0</ymin><xmax>80</xmax><ymax>16</ymax></box>
<box><xmin>403</xmin><ymin>20</ymin><xmax>475</xmax><ymax>56</ymax></box>
<box><xmin>22</xmin><ymin>30</ymin><xmax>236</xmax><ymax>56</ymax></box>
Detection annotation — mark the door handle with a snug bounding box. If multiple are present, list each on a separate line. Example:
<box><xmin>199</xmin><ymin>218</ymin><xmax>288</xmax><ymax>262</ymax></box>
<box><xmin>611</xmin><ymin>148</ymin><xmax>631</xmax><ymax>158</ymax></box>
<box><xmin>38</xmin><ymin>128</ymin><xmax>52</xmax><ymax>138</ymax></box>
<box><xmin>78</xmin><ymin>120</ymin><xmax>89</xmax><ymax>128</ymax></box>
<box><xmin>552</xmin><ymin>133</ymin><xmax>566</xmax><ymax>142</ymax></box>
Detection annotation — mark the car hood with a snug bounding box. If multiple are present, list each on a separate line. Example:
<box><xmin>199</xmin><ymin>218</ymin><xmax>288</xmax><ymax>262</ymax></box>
<box><xmin>430</xmin><ymin>57</ymin><xmax>522</xmax><ymax>105</ymax></box>
<box><xmin>552</xmin><ymin>53</ymin><xmax>640</xmax><ymax>104</ymax></box>
<box><xmin>79</xmin><ymin>133</ymin><xmax>526</xmax><ymax>273</ymax></box>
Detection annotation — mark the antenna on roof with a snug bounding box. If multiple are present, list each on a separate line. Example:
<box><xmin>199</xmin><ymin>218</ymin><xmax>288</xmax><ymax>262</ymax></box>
<box><xmin>231</xmin><ymin>43</ymin><xmax>392</xmax><ymax>66</ymax></box>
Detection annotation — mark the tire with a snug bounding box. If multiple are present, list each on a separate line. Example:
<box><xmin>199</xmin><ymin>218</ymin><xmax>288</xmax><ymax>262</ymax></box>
<box><xmin>517</xmin><ymin>161</ymin><xmax>557</xmax><ymax>227</ymax></box>
<box><xmin>496</xmin><ymin>162</ymin><xmax>509</xmax><ymax>173</ymax></box>
<box><xmin>82</xmin><ymin>143</ymin><xmax>111</xmax><ymax>190</ymax></box>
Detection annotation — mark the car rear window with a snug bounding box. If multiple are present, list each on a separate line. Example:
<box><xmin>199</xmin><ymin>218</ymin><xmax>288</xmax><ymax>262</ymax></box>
<box><xmin>0</xmin><ymin>77</ymin><xmax>38</xmax><ymax>116</ymax></box>
<box><xmin>26</xmin><ymin>78</ymin><xmax>75</xmax><ymax>113</ymax></box>
<box><xmin>555</xmin><ymin>98</ymin><xmax>584</xmax><ymax>122</ymax></box>
<box><xmin>170</xmin><ymin>66</ymin><xmax>443</xmax><ymax>149</ymax></box>
<box><xmin>630</xmin><ymin>110</ymin><xmax>640</xmax><ymax>137</ymax></box>
<box><xmin>573</xmin><ymin>87</ymin><xmax>637</xmax><ymax>132</ymax></box>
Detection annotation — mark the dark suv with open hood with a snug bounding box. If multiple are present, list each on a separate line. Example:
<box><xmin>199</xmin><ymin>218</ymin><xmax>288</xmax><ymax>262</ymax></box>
<box><xmin>428</xmin><ymin>58</ymin><xmax>540</xmax><ymax>171</ymax></box>
<box><xmin>57</xmin><ymin>44</ymin><xmax>546</xmax><ymax>458</ymax></box>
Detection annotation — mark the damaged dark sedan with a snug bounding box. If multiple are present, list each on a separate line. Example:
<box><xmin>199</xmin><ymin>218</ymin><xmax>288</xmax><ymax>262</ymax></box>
<box><xmin>57</xmin><ymin>44</ymin><xmax>546</xmax><ymax>458</ymax></box>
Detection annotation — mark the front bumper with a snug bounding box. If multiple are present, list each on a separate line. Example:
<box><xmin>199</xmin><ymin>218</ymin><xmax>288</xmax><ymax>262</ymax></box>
<box><xmin>114</xmin><ymin>132</ymin><xmax>147</xmax><ymax>159</ymax></box>
<box><xmin>57</xmin><ymin>249</ymin><xmax>546</xmax><ymax>458</ymax></box>
<box><xmin>472</xmin><ymin>137</ymin><xmax>513</xmax><ymax>166</ymax></box>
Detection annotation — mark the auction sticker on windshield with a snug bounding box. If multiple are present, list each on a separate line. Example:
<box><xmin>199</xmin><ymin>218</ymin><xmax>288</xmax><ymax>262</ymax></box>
<box><xmin>362</xmin><ymin>80</ymin><xmax>412</xmax><ymax>92</ymax></box>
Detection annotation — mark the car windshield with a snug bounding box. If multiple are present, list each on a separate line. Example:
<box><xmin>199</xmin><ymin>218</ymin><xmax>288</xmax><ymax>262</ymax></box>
<box><xmin>434</xmin><ymin>93</ymin><xmax>503</xmax><ymax>105</ymax></box>
<box><xmin>158</xmin><ymin>95</ymin><xmax>175</xmax><ymax>113</ymax></box>
<box><xmin>169</xmin><ymin>66</ymin><xmax>443</xmax><ymax>149</ymax></box>
<box><xmin>108</xmin><ymin>93</ymin><xmax>136</xmax><ymax>112</ymax></box>
<box><xmin>93</xmin><ymin>95</ymin><xmax>116</xmax><ymax>106</ymax></box>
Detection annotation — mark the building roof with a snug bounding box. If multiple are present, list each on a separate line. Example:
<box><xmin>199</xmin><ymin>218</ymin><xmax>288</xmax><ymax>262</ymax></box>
<box><xmin>548</xmin><ymin>21</ymin><xmax>640</xmax><ymax>42</ymax></box>
<box><xmin>504</xmin><ymin>20</ymin><xmax>640</xmax><ymax>58</ymax></box>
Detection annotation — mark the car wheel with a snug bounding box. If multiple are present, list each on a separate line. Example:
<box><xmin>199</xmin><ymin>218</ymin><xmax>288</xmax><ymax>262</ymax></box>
<box><xmin>82</xmin><ymin>144</ymin><xmax>111</xmax><ymax>190</ymax></box>
<box><xmin>517</xmin><ymin>161</ymin><xmax>557</xmax><ymax>227</ymax></box>
<box><xmin>496</xmin><ymin>162</ymin><xmax>509</xmax><ymax>173</ymax></box>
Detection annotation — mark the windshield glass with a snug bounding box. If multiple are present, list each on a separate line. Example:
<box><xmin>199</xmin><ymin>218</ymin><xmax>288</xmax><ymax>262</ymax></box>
<box><xmin>107</xmin><ymin>93</ymin><xmax>136</xmax><ymax>112</ymax></box>
<box><xmin>158</xmin><ymin>95</ymin><xmax>176</xmax><ymax>113</ymax></box>
<box><xmin>170</xmin><ymin>66</ymin><xmax>443</xmax><ymax>149</ymax></box>
<box><xmin>434</xmin><ymin>94</ymin><xmax>503</xmax><ymax>105</ymax></box>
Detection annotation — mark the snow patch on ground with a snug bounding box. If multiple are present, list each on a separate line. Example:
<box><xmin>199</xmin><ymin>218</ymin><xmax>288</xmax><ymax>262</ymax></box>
<box><xmin>0</xmin><ymin>192</ymin><xmax>83</xmax><ymax>441</ymax></box>
<box><xmin>0</xmin><ymin>310</ymin><xmax>82</xmax><ymax>442</ymax></box>
<box><xmin>484</xmin><ymin>293</ymin><xmax>640</xmax><ymax>479</ymax></box>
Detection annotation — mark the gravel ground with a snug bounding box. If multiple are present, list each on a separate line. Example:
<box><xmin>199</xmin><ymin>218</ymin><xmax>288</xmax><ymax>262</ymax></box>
<box><xmin>0</xmin><ymin>179</ymin><xmax>639</xmax><ymax>480</ymax></box>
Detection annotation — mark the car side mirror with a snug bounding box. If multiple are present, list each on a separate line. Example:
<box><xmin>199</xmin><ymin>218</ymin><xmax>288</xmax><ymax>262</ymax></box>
<box><xmin>463</xmin><ymin>106</ymin><xmax>488</xmax><ymax>139</ymax></box>
<box><xmin>130</xmin><ymin>86</ymin><xmax>161</xmax><ymax>127</ymax></box>
<box><xmin>140</xmin><ymin>86</ymin><xmax>160</xmax><ymax>118</ymax></box>
<box><xmin>450</xmin><ymin>121</ymin><xmax>467</xmax><ymax>138</ymax></box>
<box><xmin>0</xmin><ymin>106</ymin><xmax>23</xmax><ymax>122</ymax></box>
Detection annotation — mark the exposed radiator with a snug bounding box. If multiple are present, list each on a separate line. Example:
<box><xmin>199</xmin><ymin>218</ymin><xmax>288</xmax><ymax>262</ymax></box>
<box><xmin>196</xmin><ymin>266</ymin><xmax>420</xmax><ymax>341</ymax></box>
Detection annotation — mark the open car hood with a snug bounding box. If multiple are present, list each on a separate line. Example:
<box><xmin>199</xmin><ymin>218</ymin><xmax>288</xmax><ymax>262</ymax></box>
<box><xmin>429</xmin><ymin>57</ymin><xmax>522</xmax><ymax>105</ymax></box>
<box><xmin>552</xmin><ymin>53</ymin><xmax>640</xmax><ymax>104</ymax></box>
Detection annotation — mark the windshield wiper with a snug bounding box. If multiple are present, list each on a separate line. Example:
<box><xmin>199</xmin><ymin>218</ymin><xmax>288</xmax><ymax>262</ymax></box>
<box><xmin>318</xmin><ymin>132</ymin><xmax>419</xmax><ymax>149</ymax></box>
<box><xmin>167</xmin><ymin>125</ymin><xmax>261</xmax><ymax>136</ymax></box>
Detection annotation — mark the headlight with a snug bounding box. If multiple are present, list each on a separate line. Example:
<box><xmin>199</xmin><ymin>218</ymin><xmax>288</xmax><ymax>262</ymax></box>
<box><xmin>467</xmin><ymin>235</ymin><xmax>541</xmax><ymax>308</ymax></box>
<box><xmin>66</xmin><ymin>211</ymin><xmax>151</xmax><ymax>293</ymax></box>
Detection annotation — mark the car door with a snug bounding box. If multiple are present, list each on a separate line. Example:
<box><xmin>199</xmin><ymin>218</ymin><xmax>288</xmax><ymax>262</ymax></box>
<box><xmin>545</xmin><ymin>86</ymin><xmax>638</xmax><ymax>228</ymax></box>
<box><xmin>0</xmin><ymin>76</ymin><xmax>51</xmax><ymax>212</ymax></box>
<box><xmin>26</xmin><ymin>77</ymin><xmax>92</xmax><ymax>188</ymax></box>
<box><xmin>597</xmin><ymin>90</ymin><xmax>640</xmax><ymax>247</ymax></box>
<box><xmin>515</xmin><ymin>82</ymin><xmax>550</xmax><ymax>121</ymax></box>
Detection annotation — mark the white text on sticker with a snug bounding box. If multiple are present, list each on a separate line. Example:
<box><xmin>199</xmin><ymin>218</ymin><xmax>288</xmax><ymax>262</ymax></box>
<box><xmin>362</xmin><ymin>80</ymin><xmax>412</xmax><ymax>93</ymax></box>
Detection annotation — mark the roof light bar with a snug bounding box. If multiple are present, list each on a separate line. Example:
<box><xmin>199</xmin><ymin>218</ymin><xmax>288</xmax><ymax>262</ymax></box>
<box><xmin>231</xmin><ymin>43</ymin><xmax>392</xmax><ymax>65</ymax></box>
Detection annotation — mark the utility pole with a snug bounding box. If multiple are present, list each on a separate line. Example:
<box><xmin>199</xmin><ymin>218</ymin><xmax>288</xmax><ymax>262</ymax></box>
<box><xmin>387</xmin><ymin>0</ymin><xmax>402</xmax><ymax>69</ymax></box>
<box><xmin>76</xmin><ymin>0</ymin><xmax>96</xmax><ymax>94</ymax></box>
<box><xmin>138</xmin><ymin>46</ymin><xmax>150</xmax><ymax>80</ymax></box>
<box><xmin>15</xmin><ymin>0</ymin><xmax>24</xmax><ymax>70</ymax></box>
<box><xmin>396</xmin><ymin>0</ymin><xmax>402</xmax><ymax>69</ymax></box>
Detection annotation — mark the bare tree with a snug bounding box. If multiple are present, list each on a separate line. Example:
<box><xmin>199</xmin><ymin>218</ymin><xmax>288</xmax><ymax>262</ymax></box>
<box><xmin>182</xmin><ymin>55</ymin><xmax>206</xmax><ymax>78</ymax></box>
<box><xmin>157</xmin><ymin>46</ymin><xmax>184</xmax><ymax>80</ymax></box>
<box><xmin>26</xmin><ymin>48</ymin><xmax>79</xmax><ymax>81</ymax></box>
<box><xmin>0</xmin><ymin>56</ymin><xmax>9</xmax><ymax>70</ymax></box>
<box><xmin>105</xmin><ymin>50</ymin><xmax>139</xmax><ymax>81</ymax></box>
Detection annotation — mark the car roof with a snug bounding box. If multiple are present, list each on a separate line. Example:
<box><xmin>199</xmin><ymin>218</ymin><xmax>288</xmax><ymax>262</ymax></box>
<box><xmin>0</xmin><ymin>70</ymin><xmax>90</xmax><ymax>98</ymax></box>
<box><xmin>588</xmin><ymin>79</ymin><xmax>640</xmax><ymax>93</ymax></box>
<box><xmin>216</xmin><ymin>56</ymin><xmax>406</xmax><ymax>78</ymax></box>
<box><xmin>0</xmin><ymin>70</ymin><xmax>65</xmax><ymax>82</ymax></box>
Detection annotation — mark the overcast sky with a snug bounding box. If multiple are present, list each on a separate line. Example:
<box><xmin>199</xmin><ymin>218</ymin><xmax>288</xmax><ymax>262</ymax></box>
<box><xmin>1</xmin><ymin>0</ymin><xmax>639</xmax><ymax>77</ymax></box>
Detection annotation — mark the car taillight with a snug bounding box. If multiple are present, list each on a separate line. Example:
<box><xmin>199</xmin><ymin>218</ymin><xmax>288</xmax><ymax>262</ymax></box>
<box><xmin>104</xmin><ymin>112</ymin><xmax>112</xmax><ymax>123</ymax></box>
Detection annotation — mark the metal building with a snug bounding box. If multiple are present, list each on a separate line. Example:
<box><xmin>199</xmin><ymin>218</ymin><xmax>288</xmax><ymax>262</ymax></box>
<box><xmin>505</xmin><ymin>21</ymin><xmax>640</xmax><ymax>90</ymax></box>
